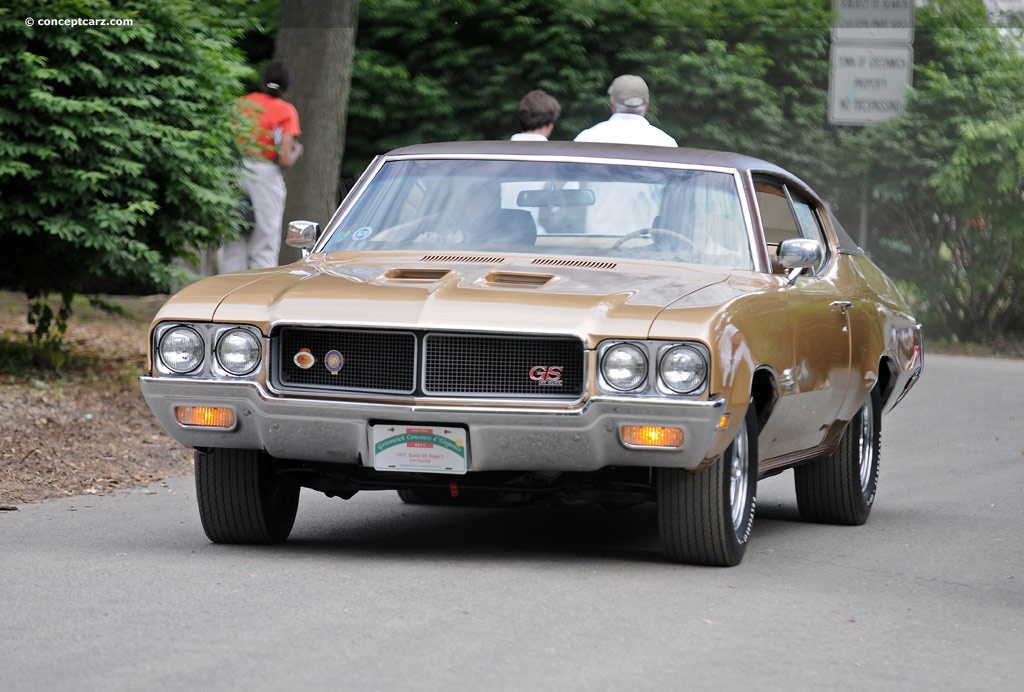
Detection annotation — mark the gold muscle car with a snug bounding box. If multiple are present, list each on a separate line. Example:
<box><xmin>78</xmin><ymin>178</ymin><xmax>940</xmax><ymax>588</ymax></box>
<box><xmin>141</xmin><ymin>141</ymin><xmax>923</xmax><ymax>566</ymax></box>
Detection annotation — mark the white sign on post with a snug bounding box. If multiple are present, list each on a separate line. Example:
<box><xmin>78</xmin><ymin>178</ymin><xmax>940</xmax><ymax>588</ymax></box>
<box><xmin>833</xmin><ymin>0</ymin><xmax>914</xmax><ymax>44</ymax></box>
<box><xmin>829</xmin><ymin>44</ymin><xmax>913</xmax><ymax>125</ymax></box>
<box><xmin>829</xmin><ymin>0</ymin><xmax>914</xmax><ymax>126</ymax></box>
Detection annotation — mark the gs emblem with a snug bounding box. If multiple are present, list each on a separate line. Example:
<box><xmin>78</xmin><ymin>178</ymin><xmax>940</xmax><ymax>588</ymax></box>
<box><xmin>529</xmin><ymin>365</ymin><xmax>564</xmax><ymax>386</ymax></box>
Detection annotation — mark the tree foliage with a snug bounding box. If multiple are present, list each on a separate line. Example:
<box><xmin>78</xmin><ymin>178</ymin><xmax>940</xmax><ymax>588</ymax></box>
<box><xmin>858</xmin><ymin>0</ymin><xmax>1024</xmax><ymax>340</ymax></box>
<box><xmin>0</xmin><ymin>0</ymin><xmax>253</xmax><ymax>346</ymax></box>
<box><xmin>344</xmin><ymin>0</ymin><xmax>1024</xmax><ymax>343</ymax></box>
<box><xmin>344</xmin><ymin>0</ymin><xmax>834</xmax><ymax>179</ymax></box>
<box><xmin>3</xmin><ymin>0</ymin><xmax>1021</xmax><ymax>348</ymax></box>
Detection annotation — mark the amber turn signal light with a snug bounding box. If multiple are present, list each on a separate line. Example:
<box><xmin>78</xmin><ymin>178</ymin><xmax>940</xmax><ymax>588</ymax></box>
<box><xmin>621</xmin><ymin>425</ymin><xmax>683</xmax><ymax>448</ymax></box>
<box><xmin>174</xmin><ymin>406</ymin><xmax>236</xmax><ymax>429</ymax></box>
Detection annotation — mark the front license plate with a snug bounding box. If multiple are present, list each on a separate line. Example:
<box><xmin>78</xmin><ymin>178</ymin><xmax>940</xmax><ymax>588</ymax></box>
<box><xmin>371</xmin><ymin>424</ymin><xmax>468</xmax><ymax>475</ymax></box>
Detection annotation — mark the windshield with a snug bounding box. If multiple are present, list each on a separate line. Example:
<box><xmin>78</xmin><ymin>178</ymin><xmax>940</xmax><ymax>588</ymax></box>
<box><xmin>321</xmin><ymin>158</ymin><xmax>753</xmax><ymax>270</ymax></box>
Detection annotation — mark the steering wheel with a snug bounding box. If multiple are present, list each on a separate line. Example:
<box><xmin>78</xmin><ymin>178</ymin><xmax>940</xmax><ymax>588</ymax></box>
<box><xmin>611</xmin><ymin>227</ymin><xmax>699</xmax><ymax>253</ymax></box>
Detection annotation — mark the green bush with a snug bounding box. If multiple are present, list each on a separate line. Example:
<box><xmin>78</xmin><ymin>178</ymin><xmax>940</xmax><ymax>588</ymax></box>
<box><xmin>0</xmin><ymin>0</ymin><xmax>253</xmax><ymax>346</ymax></box>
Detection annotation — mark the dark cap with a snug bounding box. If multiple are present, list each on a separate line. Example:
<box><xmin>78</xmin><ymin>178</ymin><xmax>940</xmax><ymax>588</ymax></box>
<box><xmin>261</xmin><ymin>62</ymin><xmax>292</xmax><ymax>96</ymax></box>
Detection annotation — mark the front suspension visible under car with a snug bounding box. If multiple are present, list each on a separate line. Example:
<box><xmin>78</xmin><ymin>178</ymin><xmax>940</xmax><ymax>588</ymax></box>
<box><xmin>272</xmin><ymin>461</ymin><xmax>657</xmax><ymax>508</ymax></box>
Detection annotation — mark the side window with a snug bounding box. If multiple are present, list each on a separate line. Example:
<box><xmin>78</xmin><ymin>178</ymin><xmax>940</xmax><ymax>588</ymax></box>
<box><xmin>754</xmin><ymin>182</ymin><xmax>798</xmax><ymax>244</ymax></box>
<box><xmin>790</xmin><ymin>192</ymin><xmax>825</xmax><ymax>245</ymax></box>
<box><xmin>754</xmin><ymin>177</ymin><xmax>828</xmax><ymax>274</ymax></box>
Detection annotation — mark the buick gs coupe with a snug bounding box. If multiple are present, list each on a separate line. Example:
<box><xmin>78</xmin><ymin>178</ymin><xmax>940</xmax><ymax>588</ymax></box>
<box><xmin>141</xmin><ymin>141</ymin><xmax>923</xmax><ymax>566</ymax></box>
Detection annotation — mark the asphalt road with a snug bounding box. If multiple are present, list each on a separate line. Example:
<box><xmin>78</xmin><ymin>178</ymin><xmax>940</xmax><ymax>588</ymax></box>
<box><xmin>2</xmin><ymin>354</ymin><xmax>1021</xmax><ymax>691</ymax></box>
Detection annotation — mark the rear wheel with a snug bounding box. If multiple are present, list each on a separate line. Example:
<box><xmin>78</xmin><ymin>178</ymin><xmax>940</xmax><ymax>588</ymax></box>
<box><xmin>794</xmin><ymin>386</ymin><xmax>881</xmax><ymax>525</ymax></box>
<box><xmin>194</xmin><ymin>448</ymin><xmax>299</xmax><ymax>543</ymax></box>
<box><xmin>657</xmin><ymin>404</ymin><xmax>758</xmax><ymax>567</ymax></box>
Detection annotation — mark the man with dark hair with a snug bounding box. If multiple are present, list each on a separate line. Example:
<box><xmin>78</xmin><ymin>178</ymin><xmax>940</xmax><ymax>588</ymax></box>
<box><xmin>511</xmin><ymin>89</ymin><xmax>561</xmax><ymax>141</ymax></box>
<box><xmin>574</xmin><ymin>74</ymin><xmax>677</xmax><ymax>147</ymax></box>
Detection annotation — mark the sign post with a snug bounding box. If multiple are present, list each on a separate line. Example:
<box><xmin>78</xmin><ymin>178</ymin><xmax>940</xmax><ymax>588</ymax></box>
<box><xmin>828</xmin><ymin>0</ymin><xmax>915</xmax><ymax>248</ymax></box>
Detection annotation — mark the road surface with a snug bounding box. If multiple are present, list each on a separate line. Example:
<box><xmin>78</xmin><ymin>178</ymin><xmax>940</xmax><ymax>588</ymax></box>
<box><xmin>1</xmin><ymin>354</ymin><xmax>1021</xmax><ymax>691</ymax></box>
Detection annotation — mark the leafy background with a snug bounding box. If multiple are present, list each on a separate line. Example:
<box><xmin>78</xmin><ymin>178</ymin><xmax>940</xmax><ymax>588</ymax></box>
<box><xmin>2</xmin><ymin>0</ymin><xmax>1023</xmax><ymax>351</ymax></box>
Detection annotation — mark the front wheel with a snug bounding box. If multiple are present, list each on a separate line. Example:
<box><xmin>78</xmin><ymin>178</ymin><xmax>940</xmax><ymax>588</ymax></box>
<box><xmin>194</xmin><ymin>448</ymin><xmax>300</xmax><ymax>543</ymax></box>
<box><xmin>657</xmin><ymin>404</ymin><xmax>758</xmax><ymax>567</ymax></box>
<box><xmin>794</xmin><ymin>386</ymin><xmax>881</xmax><ymax>525</ymax></box>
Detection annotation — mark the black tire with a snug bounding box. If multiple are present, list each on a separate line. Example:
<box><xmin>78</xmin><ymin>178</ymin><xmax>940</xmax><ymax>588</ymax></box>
<box><xmin>794</xmin><ymin>386</ymin><xmax>881</xmax><ymax>525</ymax></box>
<box><xmin>657</xmin><ymin>404</ymin><xmax>758</xmax><ymax>567</ymax></box>
<box><xmin>194</xmin><ymin>448</ymin><xmax>299</xmax><ymax>544</ymax></box>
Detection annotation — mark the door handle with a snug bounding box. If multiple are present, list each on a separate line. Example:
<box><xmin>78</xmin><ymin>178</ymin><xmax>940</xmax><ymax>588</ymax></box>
<box><xmin>830</xmin><ymin>300</ymin><xmax>853</xmax><ymax>315</ymax></box>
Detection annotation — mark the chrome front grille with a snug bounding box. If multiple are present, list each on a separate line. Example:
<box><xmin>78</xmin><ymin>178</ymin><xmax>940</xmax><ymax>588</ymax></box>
<box><xmin>422</xmin><ymin>333</ymin><xmax>583</xmax><ymax>396</ymax></box>
<box><xmin>274</xmin><ymin>327</ymin><xmax>585</xmax><ymax>399</ymax></box>
<box><xmin>276</xmin><ymin>327</ymin><xmax>417</xmax><ymax>394</ymax></box>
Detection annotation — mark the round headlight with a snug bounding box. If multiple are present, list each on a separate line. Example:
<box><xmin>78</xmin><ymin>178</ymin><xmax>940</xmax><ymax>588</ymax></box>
<box><xmin>216</xmin><ymin>328</ymin><xmax>261</xmax><ymax>376</ymax></box>
<box><xmin>158</xmin><ymin>326</ymin><xmax>204</xmax><ymax>374</ymax></box>
<box><xmin>601</xmin><ymin>343</ymin><xmax>648</xmax><ymax>391</ymax></box>
<box><xmin>659</xmin><ymin>345</ymin><xmax>707</xmax><ymax>394</ymax></box>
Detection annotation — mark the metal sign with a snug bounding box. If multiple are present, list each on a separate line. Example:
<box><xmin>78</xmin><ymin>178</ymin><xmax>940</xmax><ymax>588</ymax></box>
<box><xmin>828</xmin><ymin>44</ymin><xmax>913</xmax><ymax>125</ymax></box>
<box><xmin>833</xmin><ymin>0</ymin><xmax>914</xmax><ymax>44</ymax></box>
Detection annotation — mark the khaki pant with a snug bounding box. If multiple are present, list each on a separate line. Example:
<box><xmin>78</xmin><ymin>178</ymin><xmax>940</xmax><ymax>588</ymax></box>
<box><xmin>219</xmin><ymin>159</ymin><xmax>286</xmax><ymax>272</ymax></box>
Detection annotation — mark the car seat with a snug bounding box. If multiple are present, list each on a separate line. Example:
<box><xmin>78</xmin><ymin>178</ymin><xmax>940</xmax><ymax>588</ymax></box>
<box><xmin>490</xmin><ymin>209</ymin><xmax>537</xmax><ymax>245</ymax></box>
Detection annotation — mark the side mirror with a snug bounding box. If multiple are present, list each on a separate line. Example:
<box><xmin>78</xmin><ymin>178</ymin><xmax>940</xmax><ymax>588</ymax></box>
<box><xmin>777</xmin><ymin>238</ymin><xmax>822</xmax><ymax>284</ymax></box>
<box><xmin>286</xmin><ymin>220</ymin><xmax>320</xmax><ymax>255</ymax></box>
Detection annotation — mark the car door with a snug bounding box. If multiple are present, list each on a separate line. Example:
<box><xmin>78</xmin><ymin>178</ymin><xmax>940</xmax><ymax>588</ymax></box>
<box><xmin>753</xmin><ymin>176</ymin><xmax>852</xmax><ymax>460</ymax></box>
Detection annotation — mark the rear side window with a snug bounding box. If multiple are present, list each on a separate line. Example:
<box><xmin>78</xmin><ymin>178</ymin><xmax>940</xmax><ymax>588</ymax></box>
<box><xmin>754</xmin><ymin>176</ymin><xmax>828</xmax><ymax>274</ymax></box>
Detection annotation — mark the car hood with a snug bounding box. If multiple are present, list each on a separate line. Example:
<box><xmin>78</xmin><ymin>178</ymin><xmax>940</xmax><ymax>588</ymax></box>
<box><xmin>158</xmin><ymin>254</ymin><xmax>735</xmax><ymax>342</ymax></box>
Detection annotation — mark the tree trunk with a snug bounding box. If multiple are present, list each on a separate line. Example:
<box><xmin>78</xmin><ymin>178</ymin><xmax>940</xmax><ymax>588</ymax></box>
<box><xmin>273</xmin><ymin>0</ymin><xmax>359</xmax><ymax>264</ymax></box>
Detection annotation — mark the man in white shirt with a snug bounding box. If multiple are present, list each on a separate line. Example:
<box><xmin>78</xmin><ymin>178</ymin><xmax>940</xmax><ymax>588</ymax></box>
<box><xmin>511</xmin><ymin>89</ymin><xmax>561</xmax><ymax>141</ymax></box>
<box><xmin>574</xmin><ymin>74</ymin><xmax>677</xmax><ymax>147</ymax></box>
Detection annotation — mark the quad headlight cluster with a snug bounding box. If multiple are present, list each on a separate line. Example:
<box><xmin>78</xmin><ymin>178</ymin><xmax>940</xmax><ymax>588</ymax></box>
<box><xmin>155</xmin><ymin>324</ymin><xmax>263</xmax><ymax>377</ymax></box>
<box><xmin>598</xmin><ymin>341</ymin><xmax>709</xmax><ymax>396</ymax></box>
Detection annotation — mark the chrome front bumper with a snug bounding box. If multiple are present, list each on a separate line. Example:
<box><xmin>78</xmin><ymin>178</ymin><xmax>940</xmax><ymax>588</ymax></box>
<box><xmin>139</xmin><ymin>377</ymin><xmax>729</xmax><ymax>472</ymax></box>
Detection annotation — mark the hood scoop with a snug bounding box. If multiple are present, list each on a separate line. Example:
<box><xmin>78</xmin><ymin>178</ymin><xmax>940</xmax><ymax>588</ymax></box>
<box><xmin>421</xmin><ymin>254</ymin><xmax>505</xmax><ymax>264</ymax></box>
<box><xmin>531</xmin><ymin>257</ymin><xmax>618</xmax><ymax>270</ymax></box>
<box><xmin>483</xmin><ymin>271</ymin><xmax>555</xmax><ymax>287</ymax></box>
<box><xmin>381</xmin><ymin>268</ymin><xmax>453</xmax><ymax>282</ymax></box>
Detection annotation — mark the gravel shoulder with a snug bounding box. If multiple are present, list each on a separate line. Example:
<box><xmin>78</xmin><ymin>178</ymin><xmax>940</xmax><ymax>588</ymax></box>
<box><xmin>1</xmin><ymin>291</ymin><xmax>191</xmax><ymax>506</ymax></box>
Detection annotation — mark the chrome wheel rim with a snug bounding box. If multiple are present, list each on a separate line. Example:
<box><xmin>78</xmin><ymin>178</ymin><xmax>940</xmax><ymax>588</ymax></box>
<box><xmin>729</xmin><ymin>419</ymin><xmax>750</xmax><ymax>532</ymax></box>
<box><xmin>857</xmin><ymin>398</ymin><xmax>875</xmax><ymax>497</ymax></box>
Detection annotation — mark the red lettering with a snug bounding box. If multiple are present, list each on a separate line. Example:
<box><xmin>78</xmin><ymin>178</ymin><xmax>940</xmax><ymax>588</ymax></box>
<box><xmin>530</xmin><ymin>365</ymin><xmax>564</xmax><ymax>381</ymax></box>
